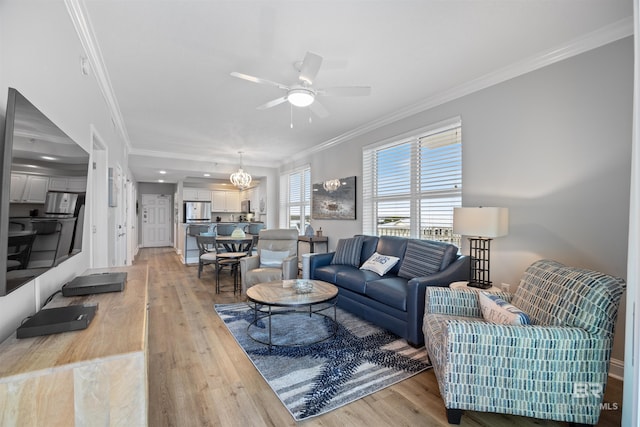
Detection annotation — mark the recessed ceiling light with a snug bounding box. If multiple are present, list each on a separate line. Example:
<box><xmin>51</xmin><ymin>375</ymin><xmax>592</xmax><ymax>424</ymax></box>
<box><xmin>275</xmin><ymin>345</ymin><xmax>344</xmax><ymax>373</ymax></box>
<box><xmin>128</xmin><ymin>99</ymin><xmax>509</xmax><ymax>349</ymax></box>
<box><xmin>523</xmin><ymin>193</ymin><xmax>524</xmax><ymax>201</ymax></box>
<box><xmin>158</xmin><ymin>179</ymin><xmax>164</xmax><ymax>183</ymax></box>
<box><xmin>203</xmin><ymin>173</ymin><xmax>210</xmax><ymax>177</ymax></box>
<box><xmin>159</xmin><ymin>170</ymin><xmax>167</xmax><ymax>174</ymax></box>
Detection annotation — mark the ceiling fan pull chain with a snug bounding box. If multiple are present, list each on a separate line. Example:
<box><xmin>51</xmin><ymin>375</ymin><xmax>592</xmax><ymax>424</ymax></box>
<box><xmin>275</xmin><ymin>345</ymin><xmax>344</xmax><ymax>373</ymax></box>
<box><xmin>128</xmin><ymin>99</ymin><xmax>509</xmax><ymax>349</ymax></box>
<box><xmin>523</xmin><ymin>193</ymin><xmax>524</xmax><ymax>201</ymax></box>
<box><xmin>290</xmin><ymin>103</ymin><xmax>294</xmax><ymax>129</ymax></box>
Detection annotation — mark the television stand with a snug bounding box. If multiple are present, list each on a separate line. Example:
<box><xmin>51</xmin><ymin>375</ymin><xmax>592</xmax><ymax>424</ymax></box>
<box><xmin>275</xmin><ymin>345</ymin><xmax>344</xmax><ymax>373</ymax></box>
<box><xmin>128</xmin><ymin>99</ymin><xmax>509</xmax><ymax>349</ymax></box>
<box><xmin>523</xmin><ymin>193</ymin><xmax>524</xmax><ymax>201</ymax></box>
<box><xmin>0</xmin><ymin>265</ymin><xmax>148</xmax><ymax>425</ymax></box>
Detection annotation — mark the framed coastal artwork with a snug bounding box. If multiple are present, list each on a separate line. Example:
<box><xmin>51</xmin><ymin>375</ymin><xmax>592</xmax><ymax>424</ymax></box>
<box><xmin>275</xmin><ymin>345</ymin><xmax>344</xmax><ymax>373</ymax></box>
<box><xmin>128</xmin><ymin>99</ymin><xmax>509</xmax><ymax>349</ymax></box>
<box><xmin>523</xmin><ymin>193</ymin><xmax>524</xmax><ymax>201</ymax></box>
<box><xmin>312</xmin><ymin>176</ymin><xmax>356</xmax><ymax>220</ymax></box>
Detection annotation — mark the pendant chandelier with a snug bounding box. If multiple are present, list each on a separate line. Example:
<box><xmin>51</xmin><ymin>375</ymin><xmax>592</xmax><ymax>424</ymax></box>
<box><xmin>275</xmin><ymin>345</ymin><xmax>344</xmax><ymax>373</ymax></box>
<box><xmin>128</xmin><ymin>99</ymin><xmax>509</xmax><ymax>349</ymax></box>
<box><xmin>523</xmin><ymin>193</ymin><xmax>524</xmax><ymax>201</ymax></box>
<box><xmin>323</xmin><ymin>178</ymin><xmax>341</xmax><ymax>193</ymax></box>
<box><xmin>230</xmin><ymin>151</ymin><xmax>252</xmax><ymax>190</ymax></box>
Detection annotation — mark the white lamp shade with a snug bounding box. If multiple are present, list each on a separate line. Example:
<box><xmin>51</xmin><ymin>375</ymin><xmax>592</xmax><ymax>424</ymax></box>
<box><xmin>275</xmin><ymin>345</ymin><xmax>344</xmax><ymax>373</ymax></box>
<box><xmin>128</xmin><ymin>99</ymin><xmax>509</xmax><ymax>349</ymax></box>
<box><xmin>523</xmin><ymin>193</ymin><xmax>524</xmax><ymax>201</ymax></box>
<box><xmin>453</xmin><ymin>207</ymin><xmax>509</xmax><ymax>238</ymax></box>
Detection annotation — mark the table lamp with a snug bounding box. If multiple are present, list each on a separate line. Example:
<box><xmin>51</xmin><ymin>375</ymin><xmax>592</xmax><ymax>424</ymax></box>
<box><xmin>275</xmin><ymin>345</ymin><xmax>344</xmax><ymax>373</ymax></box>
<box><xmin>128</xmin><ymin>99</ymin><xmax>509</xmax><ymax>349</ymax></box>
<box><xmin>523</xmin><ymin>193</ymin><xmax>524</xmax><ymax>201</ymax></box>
<box><xmin>453</xmin><ymin>207</ymin><xmax>509</xmax><ymax>289</ymax></box>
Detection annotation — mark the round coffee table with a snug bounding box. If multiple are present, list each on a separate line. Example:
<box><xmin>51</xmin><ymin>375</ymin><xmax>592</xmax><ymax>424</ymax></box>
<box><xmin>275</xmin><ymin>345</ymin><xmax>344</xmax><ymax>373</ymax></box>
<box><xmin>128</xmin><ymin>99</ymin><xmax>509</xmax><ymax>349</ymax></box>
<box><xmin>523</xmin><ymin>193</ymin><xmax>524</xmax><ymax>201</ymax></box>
<box><xmin>246</xmin><ymin>279</ymin><xmax>338</xmax><ymax>350</ymax></box>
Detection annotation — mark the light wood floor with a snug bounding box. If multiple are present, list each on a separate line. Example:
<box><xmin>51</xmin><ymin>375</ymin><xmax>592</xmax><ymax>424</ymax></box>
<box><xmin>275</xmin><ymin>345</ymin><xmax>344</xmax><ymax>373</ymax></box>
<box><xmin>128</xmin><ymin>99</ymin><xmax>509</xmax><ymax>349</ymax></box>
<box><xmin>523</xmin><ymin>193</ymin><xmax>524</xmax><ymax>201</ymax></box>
<box><xmin>139</xmin><ymin>247</ymin><xmax>623</xmax><ymax>427</ymax></box>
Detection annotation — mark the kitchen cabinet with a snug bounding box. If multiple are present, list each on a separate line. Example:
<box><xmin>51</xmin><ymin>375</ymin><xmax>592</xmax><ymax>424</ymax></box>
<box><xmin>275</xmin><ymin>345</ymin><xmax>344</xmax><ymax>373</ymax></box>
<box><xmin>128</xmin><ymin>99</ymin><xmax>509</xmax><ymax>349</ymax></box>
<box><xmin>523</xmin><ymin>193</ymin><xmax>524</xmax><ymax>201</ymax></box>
<box><xmin>242</xmin><ymin>186</ymin><xmax>263</xmax><ymax>214</ymax></box>
<box><xmin>49</xmin><ymin>176</ymin><xmax>87</xmax><ymax>192</ymax></box>
<box><xmin>183</xmin><ymin>188</ymin><xmax>211</xmax><ymax>201</ymax></box>
<box><xmin>242</xmin><ymin>188</ymin><xmax>256</xmax><ymax>212</ymax></box>
<box><xmin>211</xmin><ymin>190</ymin><xmax>240</xmax><ymax>212</ymax></box>
<box><xmin>10</xmin><ymin>174</ymin><xmax>49</xmax><ymax>203</ymax></box>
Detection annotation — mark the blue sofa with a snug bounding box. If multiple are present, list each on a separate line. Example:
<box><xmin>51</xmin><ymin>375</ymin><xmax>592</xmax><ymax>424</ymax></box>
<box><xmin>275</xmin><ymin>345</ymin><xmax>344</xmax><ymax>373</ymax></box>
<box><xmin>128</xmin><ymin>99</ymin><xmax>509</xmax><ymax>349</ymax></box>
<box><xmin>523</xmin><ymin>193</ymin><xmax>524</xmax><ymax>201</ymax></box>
<box><xmin>309</xmin><ymin>235</ymin><xmax>470</xmax><ymax>347</ymax></box>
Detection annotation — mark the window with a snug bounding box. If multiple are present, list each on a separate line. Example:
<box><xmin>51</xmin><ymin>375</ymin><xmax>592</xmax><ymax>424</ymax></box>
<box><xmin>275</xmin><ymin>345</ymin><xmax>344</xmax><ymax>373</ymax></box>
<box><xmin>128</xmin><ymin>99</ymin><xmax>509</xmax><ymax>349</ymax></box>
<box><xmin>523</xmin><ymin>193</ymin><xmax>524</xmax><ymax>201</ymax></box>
<box><xmin>362</xmin><ymin>117</ymin><xmax>462</xmax><ymax>246</ymax></box>
<box><xmin>279</xmin><ymin>166</ymin><xmax>311</xmax><ymax>234</ymax></box>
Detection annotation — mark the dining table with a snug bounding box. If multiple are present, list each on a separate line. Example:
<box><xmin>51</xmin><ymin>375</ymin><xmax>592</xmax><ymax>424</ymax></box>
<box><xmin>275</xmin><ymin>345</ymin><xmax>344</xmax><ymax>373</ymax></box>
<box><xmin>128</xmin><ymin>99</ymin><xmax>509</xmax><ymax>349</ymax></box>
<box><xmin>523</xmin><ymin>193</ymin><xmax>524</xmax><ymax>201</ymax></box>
<box><xmin>215</xmin><ymin>234</ymin><xmax>255</xmax><ymax>253</ymax></box>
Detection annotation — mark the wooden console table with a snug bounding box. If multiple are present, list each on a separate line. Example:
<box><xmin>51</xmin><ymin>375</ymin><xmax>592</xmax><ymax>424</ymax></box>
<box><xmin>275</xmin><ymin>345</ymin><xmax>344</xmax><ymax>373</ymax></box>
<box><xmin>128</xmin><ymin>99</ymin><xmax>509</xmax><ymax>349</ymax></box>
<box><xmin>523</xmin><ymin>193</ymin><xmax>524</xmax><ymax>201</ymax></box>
<box><xmin>297</xmin><ymin>236</ymin><xmax>329</xmax><ymax>278</ymax></box>
<box><xmin>297</xmin><ymin>235</ymin><xmax>328</xmax><ymax>255</ymax></box>
<box><xmin>0</xmin><ymin>264</ymin><xmax>149</xmax><ymax>426</ymax></box>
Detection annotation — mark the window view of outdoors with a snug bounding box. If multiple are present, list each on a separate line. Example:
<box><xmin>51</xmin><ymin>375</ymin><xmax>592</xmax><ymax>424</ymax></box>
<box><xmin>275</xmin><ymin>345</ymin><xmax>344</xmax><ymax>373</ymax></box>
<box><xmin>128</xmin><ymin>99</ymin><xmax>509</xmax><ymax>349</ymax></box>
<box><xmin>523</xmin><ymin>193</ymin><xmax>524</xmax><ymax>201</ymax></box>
<box><xmin>365</xmin><ymin>123</ymin><xmax>462</xmax><ymax>246</ymax></box>
<box><xmin>287</xmin><ymin>168</ymin><xmax>311</xmax><ymax>234</ymax></box>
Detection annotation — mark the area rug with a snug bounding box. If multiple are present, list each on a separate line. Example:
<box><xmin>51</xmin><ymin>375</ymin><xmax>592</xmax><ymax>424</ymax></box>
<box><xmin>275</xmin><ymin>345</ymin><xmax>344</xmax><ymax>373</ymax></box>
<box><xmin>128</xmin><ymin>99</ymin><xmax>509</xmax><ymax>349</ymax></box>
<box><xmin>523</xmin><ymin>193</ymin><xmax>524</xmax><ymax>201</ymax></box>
<box><xmin>214</xmin><ymin>303</ymin><xmax>431</xmax><ymax>421</ymax></box>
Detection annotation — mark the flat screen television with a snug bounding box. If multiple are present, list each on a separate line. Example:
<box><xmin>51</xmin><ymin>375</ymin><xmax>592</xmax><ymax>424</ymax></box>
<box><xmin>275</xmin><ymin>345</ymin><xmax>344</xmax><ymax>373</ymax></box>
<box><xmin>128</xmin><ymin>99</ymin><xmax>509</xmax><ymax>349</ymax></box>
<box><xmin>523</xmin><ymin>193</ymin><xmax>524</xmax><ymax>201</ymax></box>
<box><xmin>0</xmin><ymin>88</ymin><xmax>90</xmax><ymax>296</ymax></box>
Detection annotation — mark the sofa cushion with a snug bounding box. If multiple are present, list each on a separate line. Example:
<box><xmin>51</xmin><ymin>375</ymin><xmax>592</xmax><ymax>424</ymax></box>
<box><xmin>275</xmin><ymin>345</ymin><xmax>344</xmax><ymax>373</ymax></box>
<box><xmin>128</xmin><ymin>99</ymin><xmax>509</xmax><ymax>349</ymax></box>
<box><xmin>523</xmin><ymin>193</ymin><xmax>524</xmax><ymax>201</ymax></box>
<box><xmin>398</xmin><ymin>239</ymin><xmax>456</xmax><ymax>279</ymax></box>
<box><xmin>335</xmin><ymin>267</ymin><xmax>382</xmax><ymax>294</ymax></box>
<box><xmin>375</xmin><ymin>236</ymin><xmax>408</xmax><ymax>275</ymax></box>
<box><xmin>313</xmin><ymin>264</ymin><xmax>340</xmax><ymax>283</ymax></box>
<box><xmin>360</xmin><ymin>252</ymin><xmax>400</xmax><ymax>276</ymax></box>
<box><xmin>357</xmin><ymin>235</ymin><xmax>380</xmax><ymax>265</ymax></box>
<box><xmin>331</xmin><ymin>236</ymin><xmax>364</xmax><ymax>267</ymax></box>
<box><xmin>478</xmin><ymin>291</ymin><xmax>531</xmax><ymax>325</ymax></box>
<box><xmin>365</xmin><ymin>277</ymin><xmax>410</xmax><ymax>311</ymax></box>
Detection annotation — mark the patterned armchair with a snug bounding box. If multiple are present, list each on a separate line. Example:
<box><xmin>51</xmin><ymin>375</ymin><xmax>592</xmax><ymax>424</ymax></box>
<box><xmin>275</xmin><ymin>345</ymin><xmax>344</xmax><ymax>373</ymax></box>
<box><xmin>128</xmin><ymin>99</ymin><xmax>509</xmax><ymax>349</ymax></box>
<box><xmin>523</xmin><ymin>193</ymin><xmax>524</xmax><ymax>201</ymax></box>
<box><xmin>422</xmin><ymin>259</ymin><xmax>625</xmax><ymax>425</ymax></box>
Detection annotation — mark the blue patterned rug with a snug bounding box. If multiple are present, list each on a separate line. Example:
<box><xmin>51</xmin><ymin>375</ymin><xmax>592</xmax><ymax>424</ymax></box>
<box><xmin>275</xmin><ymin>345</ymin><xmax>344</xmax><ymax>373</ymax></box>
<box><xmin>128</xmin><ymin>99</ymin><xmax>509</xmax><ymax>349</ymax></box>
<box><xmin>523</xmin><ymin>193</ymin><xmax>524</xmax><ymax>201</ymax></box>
<box><xmin>214</xmin><ymin>303</ymin><xmax>431</xmax><ymax>421</ymax></box>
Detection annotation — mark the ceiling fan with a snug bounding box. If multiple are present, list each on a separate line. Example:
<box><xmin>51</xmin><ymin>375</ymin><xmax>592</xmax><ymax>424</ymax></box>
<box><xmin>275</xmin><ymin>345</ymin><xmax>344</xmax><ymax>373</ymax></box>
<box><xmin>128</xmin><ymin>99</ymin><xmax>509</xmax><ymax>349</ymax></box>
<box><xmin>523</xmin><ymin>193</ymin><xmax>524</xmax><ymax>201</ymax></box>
<box><xmin>230</xmin><ymin>51</ymin><xmax>371</xmax><ymax>118</ymax></box>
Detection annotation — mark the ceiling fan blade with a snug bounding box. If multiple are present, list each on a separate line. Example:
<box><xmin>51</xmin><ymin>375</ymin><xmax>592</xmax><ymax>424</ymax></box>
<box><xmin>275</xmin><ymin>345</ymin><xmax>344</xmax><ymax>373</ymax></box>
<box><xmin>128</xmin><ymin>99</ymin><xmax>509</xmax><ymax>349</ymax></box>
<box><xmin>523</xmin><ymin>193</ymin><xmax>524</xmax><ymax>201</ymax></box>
<box><xmin>309</xmin><ymin>100</ymin><xmax>329</xmax><ymax>118</ymax></box>
<box><xmin>230</xmin><ymin>72</ymin><xmax>289</xmax><ymax>90</ymax></box>
<box><xmin>318</xmin><ymin>86</ymin><xmax>372</xmax><ymax>97</ymax></box>
<box><xmin>298</xmin><ymin>51</ymin><xmax>323</xmax><ymax>85</ymax></box>
<box><xmin>257</xmin><ymin>96</ymin><xmax>288</xmax><ymax>110</ymax></box>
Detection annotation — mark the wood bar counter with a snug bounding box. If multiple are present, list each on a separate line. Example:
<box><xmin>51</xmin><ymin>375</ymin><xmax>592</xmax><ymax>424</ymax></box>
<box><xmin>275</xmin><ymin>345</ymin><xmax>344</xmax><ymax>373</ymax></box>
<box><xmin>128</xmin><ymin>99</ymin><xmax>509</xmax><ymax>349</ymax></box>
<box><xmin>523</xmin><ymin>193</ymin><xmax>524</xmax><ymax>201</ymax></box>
<box><xmin>0</xmin><ymin>264</ymin><xmax>149</xmax><ymax>426</ymax></box>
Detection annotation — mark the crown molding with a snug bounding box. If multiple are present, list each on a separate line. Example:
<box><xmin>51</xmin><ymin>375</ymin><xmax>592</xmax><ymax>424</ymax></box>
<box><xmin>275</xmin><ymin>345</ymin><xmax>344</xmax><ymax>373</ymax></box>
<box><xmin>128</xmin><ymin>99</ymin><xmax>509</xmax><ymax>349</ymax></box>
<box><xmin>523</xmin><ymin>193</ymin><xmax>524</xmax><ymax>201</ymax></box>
<box><xmin>293</xmin><ymin>16</ymin><xmax>634</xmax><ymax>162</ymax></box>
<box><xmin>62</xmin><ymin>3</ymin><xmax>632</xmax><ymax>168</ymax></box>
<box><xmin>64</xmin><ymin>0</ymin><xmax>132</xmax><ymax>154</ymax></box>
<box><xmin>129</xmin><ymin>148</ymin><xmax>251</xmax><ymax>169</ymax></box>
<box><xmin>129</xmin><ymin>148</ymin><xmax>211</xmax><ymax>163</ymax></box>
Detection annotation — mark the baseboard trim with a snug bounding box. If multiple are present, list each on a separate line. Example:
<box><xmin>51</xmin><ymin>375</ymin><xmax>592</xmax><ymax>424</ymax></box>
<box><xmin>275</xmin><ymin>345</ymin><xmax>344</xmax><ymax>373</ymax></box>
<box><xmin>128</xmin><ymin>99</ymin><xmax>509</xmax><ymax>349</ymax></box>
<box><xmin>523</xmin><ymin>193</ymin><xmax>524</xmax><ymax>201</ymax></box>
<box><xmin>609</xmin><ymin>357</ymin><xmax>624</xmax><ymax>381</ymax></box>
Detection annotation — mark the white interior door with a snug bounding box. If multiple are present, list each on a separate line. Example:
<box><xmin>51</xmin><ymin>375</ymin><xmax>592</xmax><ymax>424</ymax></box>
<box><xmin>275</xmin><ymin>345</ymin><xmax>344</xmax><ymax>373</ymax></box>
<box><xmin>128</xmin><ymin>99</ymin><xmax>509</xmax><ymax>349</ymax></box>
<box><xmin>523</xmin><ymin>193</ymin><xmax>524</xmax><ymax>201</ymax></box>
<box><xmin>113</xmin><ymin>164</ymin><xmax>128</xmax><ymax>266</ymax></box>
<box><xmin>91</xmin><ymin>128</ymin><xmax>108</xmax><ymax>268</ymax></box>
<box><xmin>142</xmin><ymin>194</ymin><xmax>172</xmax><ymax>247</ymax></box>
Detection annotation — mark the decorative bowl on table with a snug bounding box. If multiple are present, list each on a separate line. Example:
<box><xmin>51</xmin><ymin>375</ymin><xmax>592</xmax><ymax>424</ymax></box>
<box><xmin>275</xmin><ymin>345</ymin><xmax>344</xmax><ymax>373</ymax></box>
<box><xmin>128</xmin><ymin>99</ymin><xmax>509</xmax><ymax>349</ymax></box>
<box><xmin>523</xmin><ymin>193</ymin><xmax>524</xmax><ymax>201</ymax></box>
<box><xmin>293</xmin><ymin>279</ymin><xmax>314</xmax><ymax>294</ymax></box>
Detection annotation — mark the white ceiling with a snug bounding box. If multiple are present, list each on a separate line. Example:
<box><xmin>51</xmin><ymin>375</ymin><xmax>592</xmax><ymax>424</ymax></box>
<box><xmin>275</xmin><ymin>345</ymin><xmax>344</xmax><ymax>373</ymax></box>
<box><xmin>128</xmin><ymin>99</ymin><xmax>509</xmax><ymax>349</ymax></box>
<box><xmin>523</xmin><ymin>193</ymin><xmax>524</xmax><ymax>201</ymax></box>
<box><xmin>79</xmin><ymin>0</ymin><xmax>633</xmax><ymax>184</ymax></box>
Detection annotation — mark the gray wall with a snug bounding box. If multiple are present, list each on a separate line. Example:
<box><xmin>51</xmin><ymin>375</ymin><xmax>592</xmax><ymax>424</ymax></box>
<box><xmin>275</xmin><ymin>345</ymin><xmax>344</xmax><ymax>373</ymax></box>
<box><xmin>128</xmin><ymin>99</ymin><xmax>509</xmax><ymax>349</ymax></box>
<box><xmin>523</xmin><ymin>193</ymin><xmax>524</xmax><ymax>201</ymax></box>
<box><xmin>284</xmin><ymin>37</ymin><xmax>633</xmax><ymax>363</ymax></box>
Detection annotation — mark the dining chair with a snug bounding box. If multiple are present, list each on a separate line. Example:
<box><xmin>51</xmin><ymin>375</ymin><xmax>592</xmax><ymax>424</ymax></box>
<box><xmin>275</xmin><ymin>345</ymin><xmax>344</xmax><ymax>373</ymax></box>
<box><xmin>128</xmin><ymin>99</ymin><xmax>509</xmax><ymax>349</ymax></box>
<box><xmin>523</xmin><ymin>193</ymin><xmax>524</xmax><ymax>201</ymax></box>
<box><xmin>195</xmin><ymin>234</ymin><xmax>217</xmax><ymax>278</ymax></box>
<box><xmin>247</xmin><ymin>223</ymin><xmax>265</xmax><ymax>235</ymax></box>
<box><xmin>30</xmin><ymin>221</ymin><xmax>63</xmax><ymax>268</ymax></box>
<box><xmin>215</xmin><ymin>235</ymin><xmax>257</xmax><ymax>294</ymax></box>
<box><xmin>7</xmin><ymin>232</ymin><xmax>37</xmax><ymax>271</ymax></box>
<box><xmin>187</xmin><ymin>224</ymin><xmax>209</xmax><ymax>236</ymax></box>
<box><xmin>216</xmin><ymin>224</ymin><xmax>236</xmax><ymax>236</ymax></box>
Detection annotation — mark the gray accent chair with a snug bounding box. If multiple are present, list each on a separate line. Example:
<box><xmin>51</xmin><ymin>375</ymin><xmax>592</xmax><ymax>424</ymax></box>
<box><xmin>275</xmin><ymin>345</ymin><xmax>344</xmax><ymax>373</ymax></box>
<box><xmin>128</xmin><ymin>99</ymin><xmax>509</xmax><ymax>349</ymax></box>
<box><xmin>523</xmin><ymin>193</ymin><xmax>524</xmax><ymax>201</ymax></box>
<box><xmin>239</xmin><ymin>229</ymin><xmax>299</xmax><ymax>294</ymax></box>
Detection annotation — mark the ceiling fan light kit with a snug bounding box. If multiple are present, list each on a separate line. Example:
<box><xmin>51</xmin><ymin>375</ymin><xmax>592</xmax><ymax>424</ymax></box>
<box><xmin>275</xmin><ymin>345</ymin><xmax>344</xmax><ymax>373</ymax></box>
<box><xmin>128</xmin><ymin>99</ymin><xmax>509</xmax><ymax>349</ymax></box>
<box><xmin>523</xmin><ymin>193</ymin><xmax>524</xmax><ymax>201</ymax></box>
<box><xmin>230</xmin><ymin>50</ymin><xmax>371</xmax><ymax>120</ymax></box>
<box><xmin>287</xmin><ymin>88</ymin><xmax>315</xmax><ymax>107</ymax></box>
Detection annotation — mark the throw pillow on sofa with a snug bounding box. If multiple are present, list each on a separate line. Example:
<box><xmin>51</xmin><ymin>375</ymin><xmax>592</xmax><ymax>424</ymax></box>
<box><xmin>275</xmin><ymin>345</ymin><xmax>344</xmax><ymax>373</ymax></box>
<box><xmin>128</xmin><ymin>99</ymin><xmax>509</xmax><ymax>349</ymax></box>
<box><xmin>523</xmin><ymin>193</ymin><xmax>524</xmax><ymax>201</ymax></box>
<box><xmin>331</xmin><ymin>236</ymin><xmax>364</xmax><ymax>267</ymax></box>
<box><xmin>478</xmin><ymin>291</ymin><xmax>531</xmax><ymax>325</ymax></box>
<box><xmin>398</xmin><ymin>239</ymin><xmax>454</xmax><ymax>279</ymax></box>
<box><xmin>360</xmin><ymin>252</ymin><xmax>400</xmax><ymax>276</ymax></box>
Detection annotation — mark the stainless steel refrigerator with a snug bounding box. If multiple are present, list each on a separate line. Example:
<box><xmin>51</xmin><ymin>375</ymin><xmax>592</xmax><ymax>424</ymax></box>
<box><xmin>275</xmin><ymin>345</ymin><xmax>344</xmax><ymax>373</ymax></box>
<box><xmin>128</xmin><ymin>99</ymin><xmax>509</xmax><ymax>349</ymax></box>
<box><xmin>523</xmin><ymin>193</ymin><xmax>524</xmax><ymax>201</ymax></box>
<box><xmin>184</xmin><ymin>201</ymin><xmax>212</xmax><ymax>223</ymax></box>
<box><xmin>44</xmin><ymin>192</ymin><xmax>79</xmax><ymax>216</ymax></box>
